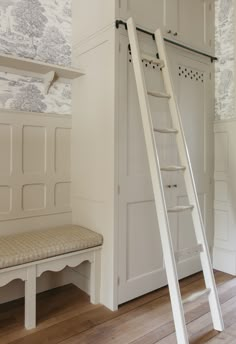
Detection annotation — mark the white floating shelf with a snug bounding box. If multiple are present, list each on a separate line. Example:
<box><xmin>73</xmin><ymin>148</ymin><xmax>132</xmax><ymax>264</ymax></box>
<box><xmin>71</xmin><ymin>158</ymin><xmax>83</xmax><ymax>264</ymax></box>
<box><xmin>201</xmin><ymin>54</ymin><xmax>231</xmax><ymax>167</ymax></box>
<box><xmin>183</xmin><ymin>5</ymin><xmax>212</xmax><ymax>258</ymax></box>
<box><xmin>0</xmin><ymin>53</ymin><xmax>84</xmax><ymax>80</ymax></box>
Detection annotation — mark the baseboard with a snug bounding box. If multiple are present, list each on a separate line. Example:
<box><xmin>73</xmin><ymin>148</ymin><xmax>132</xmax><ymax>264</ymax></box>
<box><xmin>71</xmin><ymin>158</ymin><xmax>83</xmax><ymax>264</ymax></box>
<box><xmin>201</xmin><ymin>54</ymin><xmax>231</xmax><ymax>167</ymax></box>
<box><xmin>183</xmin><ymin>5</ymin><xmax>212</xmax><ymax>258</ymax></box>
<box><xmin>213</xmin><ymin>247</ymin><xmax>236</xmax><ymax>275</ymax></box>
<box><xmin>177</xmin><ymin>256</ymin><xmax>202</xmax><ymax>280</ymax></box>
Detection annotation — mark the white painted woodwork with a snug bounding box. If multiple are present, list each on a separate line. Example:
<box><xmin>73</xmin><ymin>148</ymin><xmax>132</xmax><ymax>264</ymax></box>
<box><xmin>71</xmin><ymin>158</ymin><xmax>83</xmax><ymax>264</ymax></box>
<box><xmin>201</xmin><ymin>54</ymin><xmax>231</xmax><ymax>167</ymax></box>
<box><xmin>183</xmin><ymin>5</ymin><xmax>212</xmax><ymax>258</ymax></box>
<box><xmin>72</xmin><ymin>0</ymin><xmax>214</xmax><ymax>55</ymax></box>
<box><xmin>72</xmin><ymin>4</ymin><xmax>215</xmax><ymax>310</ymax></box>
<box><xmin>167</xmin><ymin>205</ymin><xmax>194</xmax><ymax>213</ymax></box>
<box><xmin>213</xmin><ymin>119</ymin><xmax>236</xmax><ymax>275</ymax></box>
<box><xmin>126</xmin><ymin>19</ymin><xmax>223</xmax><ymax>343</ymax></box>
<box><xmin>0</xmin><ymin>53</ymin><xmax>84</xmax><ymax>81</ymax></box>
<box><xmin>154</xmin><ymin>128</ymin><xmax>178</xmax><ymax>134</ymax></box>
<box><xmin>119</xmin><ymin>0</ymin><xmax>176</xmax><ymax>35</ymax></box>
<box><xmin>0</xmin><ymin>246</ymin><xmax>101</xmax><ymax>329</ymax></box>
<box><xmin>175</xmin><ymin>0</ymin><xmax>214</xmax><ymax>53</ymax></box>
<box><xmin>0</xmin><ymin>109</ymin><xmax>74</xmax><ymax>302</ymax></box>
<box><xmin>155</xmin><ymin>28</ymin><xmax>223</xmax><ymax>333</ymax></box>
<box><xmin>25</xmin><ymin>266</ymin><xmax>36</xmax><ymax>329</ymax></box>
<box><xmin>182</xmin><ymin>288</ymin><xmax>211</xmax><ymax>304</ymax></box>
<box><xmin>160</xmin><ymin>165</ymin><xmax>186</xmax><ymax>172</ymax></box>
<box><xmin>175</xmin><ymin>244</ymin><xmax>203</xmax><ymax>262</ymax></box>
<box><xmin>0</xmin><ymin>110</ymin><xmax>72</xmax><ymax>222</ymax></box>
<box><xmin>168</xmin><ymin>50</ymin><xmax>214</xmax><ymax>256</ymax></box>
<box><xmin>148</xmin><ymin>91</ymin><xmax>171</xmax><ymax>98</ymax></box>
<box><xmin>44</xmin><ymin>71</ymin><xmax>56</xmax><ymax>94</ymax></box>
<box><xmin>72</xmin><ymin>0</ymin><xmax>117</xmax><ymax>44</ymax></box>
<box><xmin>118</xmin><ymin>32</ymin><xmax>169</xmax><ymax>303</ymax></box>
<box><xmin>141</xmin><ymin>53</ymin><xmax>164</xmax><ymax>67</ymax></box>
<box><xmin>121</xmin><ymin>0</ymin><xmax>214</xmax><ymax>53</ymax></box>
<box><xmin>118</xmin><ymin>30</ymin><xmax>214</xmax><ymax>306</ymax></box>
<box><xmin>72</xmin><ymin>28</ymin><xmax>118</xmax><ymax>311</ymax></box>
<box><xmin>127</xmin><ymin>18</ymin><xmax>189</xmax><ymax>343</ymax></box>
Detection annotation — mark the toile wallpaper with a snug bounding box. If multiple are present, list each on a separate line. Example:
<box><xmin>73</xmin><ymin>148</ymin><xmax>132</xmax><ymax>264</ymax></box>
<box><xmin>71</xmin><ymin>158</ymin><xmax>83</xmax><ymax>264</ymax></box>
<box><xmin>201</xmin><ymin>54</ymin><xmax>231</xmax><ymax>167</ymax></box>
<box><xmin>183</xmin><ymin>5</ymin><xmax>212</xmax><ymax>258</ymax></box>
<box><xmin>0</xmin><ymin>0</ymin><xmax>72</xmax><ymax>114</ymax></box>
<box><xmin>215</xmin><ymin>0</ymin><xmax>235</xmax><ymax>120</ymax></box>
<box><xmin>0</xmin><ymin>1</ymin><xmax>233</xmax><ymax>117</ymax></box>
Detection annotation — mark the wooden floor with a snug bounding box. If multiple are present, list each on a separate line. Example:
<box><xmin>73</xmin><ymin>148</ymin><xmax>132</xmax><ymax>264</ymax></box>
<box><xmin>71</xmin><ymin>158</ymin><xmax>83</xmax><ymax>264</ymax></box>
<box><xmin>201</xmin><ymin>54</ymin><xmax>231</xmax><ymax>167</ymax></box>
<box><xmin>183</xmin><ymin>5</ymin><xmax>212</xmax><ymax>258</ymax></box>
<box><xmin>0</xmin><ymin>271</ymin><xmax>236</xmax><ymax>343</ymax></box>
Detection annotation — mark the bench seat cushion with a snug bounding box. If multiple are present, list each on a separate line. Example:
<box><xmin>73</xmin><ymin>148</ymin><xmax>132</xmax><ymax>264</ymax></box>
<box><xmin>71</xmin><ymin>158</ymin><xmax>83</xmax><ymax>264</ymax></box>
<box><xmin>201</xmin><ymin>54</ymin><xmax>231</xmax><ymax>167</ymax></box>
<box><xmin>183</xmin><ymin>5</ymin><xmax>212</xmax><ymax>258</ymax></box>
<box><xmin>0</xmin><ymin>225</ymin><xmax>103</xmax><ymax>269</ymax></box>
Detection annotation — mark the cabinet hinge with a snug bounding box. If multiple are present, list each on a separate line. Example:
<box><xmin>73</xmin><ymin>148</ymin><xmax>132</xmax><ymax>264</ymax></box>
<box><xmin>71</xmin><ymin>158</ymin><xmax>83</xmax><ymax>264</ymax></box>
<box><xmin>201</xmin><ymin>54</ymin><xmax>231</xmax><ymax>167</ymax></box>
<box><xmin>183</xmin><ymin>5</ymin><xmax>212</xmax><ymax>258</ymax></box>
<box><xmin>119</xmin><ymin>0</ymin><xmax>122</xmax><ymax>8</ymax></box>
<box><xmin>209</xmin><ymin>72</ymin><xmax>212</xmax><ymax>80</ymax></box>
<box><xmin>117</xmin><ymin>276</ymin><xmax>120</xmax><ymax>285</ymax></box>
<box><xmin>209</xmin><ymin>3</ymin><xmax>212</xmax><ymax>11</ymax></box>
<box><xmin>118</xmin><ymin>185</ymin><xmax>121</xmax><ymax>194</ymax></box>
<box><xmin>119</xmin><ymin>42</ymin><xmax>121</xmax><ymax>53</ymax></box>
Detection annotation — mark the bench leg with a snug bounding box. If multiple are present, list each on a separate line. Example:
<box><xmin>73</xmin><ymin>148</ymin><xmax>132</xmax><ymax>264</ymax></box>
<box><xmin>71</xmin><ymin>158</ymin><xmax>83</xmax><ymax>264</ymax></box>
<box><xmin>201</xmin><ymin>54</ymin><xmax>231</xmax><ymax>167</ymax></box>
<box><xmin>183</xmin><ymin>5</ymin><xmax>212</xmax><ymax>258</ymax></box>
<box><xmin>90</xmin><ymin>250</ymin><xmax>101</xmax><ymax>304</ymax></box>
<box><xmin>25</xmin><ymin>266</ymin><xmax>36</xmax><ymax>329</ymax></box>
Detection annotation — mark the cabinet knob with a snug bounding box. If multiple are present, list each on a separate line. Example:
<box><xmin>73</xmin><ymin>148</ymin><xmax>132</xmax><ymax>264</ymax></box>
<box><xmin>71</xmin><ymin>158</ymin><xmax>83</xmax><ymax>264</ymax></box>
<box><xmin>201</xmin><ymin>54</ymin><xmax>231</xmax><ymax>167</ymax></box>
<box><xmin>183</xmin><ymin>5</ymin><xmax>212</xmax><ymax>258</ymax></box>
<box><xmin>167</xmin><ymin>29</ymin><xmax>172</xmax><ymax>34</ymax></box>
<box><xmin>173</xmin><ymin>32</ymin><xmax>178</xmax><ymax>36</ymax></box>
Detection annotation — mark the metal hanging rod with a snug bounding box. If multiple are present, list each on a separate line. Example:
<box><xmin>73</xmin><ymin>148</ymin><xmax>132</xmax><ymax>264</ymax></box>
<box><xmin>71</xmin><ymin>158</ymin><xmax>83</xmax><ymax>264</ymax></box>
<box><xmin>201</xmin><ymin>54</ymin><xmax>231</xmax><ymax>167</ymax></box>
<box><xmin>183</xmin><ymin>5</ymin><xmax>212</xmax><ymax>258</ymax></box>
<box><xmin>115</xmin><ymin>20</ymin><xmax>217</xmax><ymax>63</ymax></box>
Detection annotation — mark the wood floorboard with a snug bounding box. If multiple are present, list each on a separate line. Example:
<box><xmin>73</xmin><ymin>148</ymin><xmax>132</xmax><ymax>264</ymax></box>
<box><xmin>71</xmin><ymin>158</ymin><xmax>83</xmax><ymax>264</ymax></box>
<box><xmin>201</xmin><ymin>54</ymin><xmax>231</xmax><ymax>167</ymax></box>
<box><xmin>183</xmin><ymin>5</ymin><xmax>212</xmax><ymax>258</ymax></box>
<box><xmin>0</xmin><ymin>271</ymin><xmax>205</xmax><ymax>343</ymax></box>
<box><xmin>0</xmin><ymin>271</ymin><xmax>234</xmax><ymax>344</ymax></box>
<box><xmin>58</xmin><ymin>276</ymin><xmax>236</xmax><ymax>344</ymax></box>
<box><xmin>207</xmin><ymin>322</ymin><xmax>236</xmax><ymax>343</ymax></box>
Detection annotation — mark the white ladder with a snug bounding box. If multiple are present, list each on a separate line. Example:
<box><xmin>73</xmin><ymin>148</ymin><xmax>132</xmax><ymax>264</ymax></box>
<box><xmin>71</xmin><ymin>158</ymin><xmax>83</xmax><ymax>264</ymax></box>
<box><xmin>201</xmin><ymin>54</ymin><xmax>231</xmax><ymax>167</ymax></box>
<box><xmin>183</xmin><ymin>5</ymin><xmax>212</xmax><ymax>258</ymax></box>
<box><xmin>127</xmin><ymin>17</ymin><xmax>224</xmax><ymax>344</ymax></box>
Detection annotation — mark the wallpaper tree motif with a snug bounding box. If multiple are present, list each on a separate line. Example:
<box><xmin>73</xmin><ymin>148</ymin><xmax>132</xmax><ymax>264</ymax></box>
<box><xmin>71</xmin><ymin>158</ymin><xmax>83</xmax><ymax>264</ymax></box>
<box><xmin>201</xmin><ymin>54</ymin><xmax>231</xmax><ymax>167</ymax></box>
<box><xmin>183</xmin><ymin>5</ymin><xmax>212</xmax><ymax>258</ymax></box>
<box><xmin>0</xmin><ymin>0</ymin><xmax>72</xmax><ymax>114</ymax></box>
<box><xmin>13</xmin><ymin>0</ymin><xmax>48</xmax><ymax>58</ymax></box>
<box><xmin>215</xmin><ymin>0</ymin><xmax>235</xmax><ymax>120</ymax></box>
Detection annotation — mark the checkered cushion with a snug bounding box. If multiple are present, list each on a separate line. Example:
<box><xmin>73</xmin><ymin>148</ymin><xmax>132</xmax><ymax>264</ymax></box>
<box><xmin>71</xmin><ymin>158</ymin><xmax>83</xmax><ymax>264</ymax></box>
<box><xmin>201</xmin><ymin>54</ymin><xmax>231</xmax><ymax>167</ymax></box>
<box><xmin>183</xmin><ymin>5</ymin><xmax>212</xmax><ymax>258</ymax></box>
<box><xmin>0</xmin><ymin>225</ymin><xmax>103</xmax><ymax>269</ymax></box>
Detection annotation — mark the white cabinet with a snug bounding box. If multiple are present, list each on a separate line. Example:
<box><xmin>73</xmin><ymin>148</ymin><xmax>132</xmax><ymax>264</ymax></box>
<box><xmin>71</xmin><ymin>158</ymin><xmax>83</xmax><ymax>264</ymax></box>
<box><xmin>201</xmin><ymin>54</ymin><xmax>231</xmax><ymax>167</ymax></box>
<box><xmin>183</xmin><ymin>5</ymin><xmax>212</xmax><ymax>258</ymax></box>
<box><xmin>119</xmin><ymin>0</ymin><xmax>178</xmax><ymax>36</ymax></box>
<box><xmin>74</xmin><ymin>0</ymin><xmax>214</xmax><ymax>53</ymax></box>
<box><xmin>117</xmin><ymin>35</ymin><xmax>214</xmax><ymax>304</ymax></box>
<box><xmin>175</xmin><ymin>0</ymin><xmax>214</xmax><ymax>53</ymax></box>
<box><xmin>72</xmin><ymin>6</ymin><xmax>214</xmax><ymax>310</ymax></box>
<box><xmin>120</xmin><ymin>0</ymin><xmax>214</xmax><ymax>53</ymax></box>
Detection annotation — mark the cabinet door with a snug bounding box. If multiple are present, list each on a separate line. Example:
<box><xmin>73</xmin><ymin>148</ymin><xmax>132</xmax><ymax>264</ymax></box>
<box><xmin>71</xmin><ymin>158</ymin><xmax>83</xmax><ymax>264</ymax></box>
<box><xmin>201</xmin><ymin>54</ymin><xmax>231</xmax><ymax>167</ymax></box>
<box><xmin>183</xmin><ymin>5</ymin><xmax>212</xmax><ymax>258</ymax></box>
<box><xmin>120</xmin><ymin>0</ymin><xmax>177</xmax><ymax>33</ymax></box>
<box><xmin>118</xmin><ymin>35</ymin><xmax>174</xmax><ymax>304</ymax></box>
<box><xmin>120</xmin><ymin>0</ymin><xmax>214</xmax><ymax>53</ymax></box>
<box><xmin>174</xmin><ymin>0</ymin><xmax>214</xmax><ymax>53</ymax></box>
<box><xmin>118</xmin><ymin>35</ymin><xmax>214</xmax><ymax>304</ymax></box>
<box><xmin>168</xmin><ymin>48</ymin><xmax>214</xmax><ymax>277</ymax></box>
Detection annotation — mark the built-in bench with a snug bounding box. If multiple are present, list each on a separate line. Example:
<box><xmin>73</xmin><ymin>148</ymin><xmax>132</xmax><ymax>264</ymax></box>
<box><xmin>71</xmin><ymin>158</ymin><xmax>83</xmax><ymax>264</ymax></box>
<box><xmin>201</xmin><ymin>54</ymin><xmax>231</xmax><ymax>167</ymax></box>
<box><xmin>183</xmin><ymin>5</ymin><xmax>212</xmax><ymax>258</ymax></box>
<box><xmin>0</xmin><ymin>225</ymin><xmax>103</xmax><ymax>329</ymax></box>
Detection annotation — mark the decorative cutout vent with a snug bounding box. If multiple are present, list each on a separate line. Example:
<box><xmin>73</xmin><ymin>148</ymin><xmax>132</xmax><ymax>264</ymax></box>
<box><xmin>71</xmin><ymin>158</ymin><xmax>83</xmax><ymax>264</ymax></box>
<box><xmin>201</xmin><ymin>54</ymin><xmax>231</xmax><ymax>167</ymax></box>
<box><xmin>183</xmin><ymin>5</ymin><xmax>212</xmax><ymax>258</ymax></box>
<box><xmin>178</xmin><ymin>66</ymin><xmax>204</xmax><ymax>82</ymax></box>
<box><xmin>128</xmin><ymin>51</ymin><xmax>162</xmax><ymax>71</ymax></box>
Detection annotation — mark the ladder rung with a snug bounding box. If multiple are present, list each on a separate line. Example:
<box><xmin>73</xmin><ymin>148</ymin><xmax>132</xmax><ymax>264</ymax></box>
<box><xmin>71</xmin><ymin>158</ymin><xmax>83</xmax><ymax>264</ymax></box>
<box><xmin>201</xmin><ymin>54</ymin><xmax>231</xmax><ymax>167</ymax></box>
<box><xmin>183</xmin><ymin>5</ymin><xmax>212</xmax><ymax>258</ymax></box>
<box><xmin>182</xmin><ymin>289</ymin><xmax>211</xmax><ymax>305</ymax></box>
<box><xmin>167</xmin><ymin>205</ymin><xmax>194</xmax><ymax>213</ymax></box>
<box><xmin>175</xmin><ymin>244</ymin><xmax>203</xmax><ymax>261</ymax></box>
<box><xmin>161</xmin><ymin>165</ymin><xmax>186</xmax><ymax>172</ymax></box>
<box><xmin>154</xmin><ymin>128</ymin><xmax>178</xmax><ymax>134</ymax></box>
<box><xmin>148</xmin><ymin>91</ymin><xmax>171</xmax><ymax>99</ymax></box>
<box><xmin>142</xmin><ymin>53</ymin><xmax>165</xmax><ymax>67</ymax></box>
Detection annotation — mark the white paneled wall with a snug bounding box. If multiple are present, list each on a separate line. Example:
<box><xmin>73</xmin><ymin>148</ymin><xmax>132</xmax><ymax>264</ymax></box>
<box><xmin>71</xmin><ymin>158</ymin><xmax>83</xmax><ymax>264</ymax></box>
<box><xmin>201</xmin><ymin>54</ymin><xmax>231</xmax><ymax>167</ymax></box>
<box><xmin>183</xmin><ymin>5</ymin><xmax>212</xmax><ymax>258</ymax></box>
<box><xmin>0</xmin><ymin>110</ymin><xmax>72</xmax><ymax>223</ymax></box>
<box><xmin>213</xmin><ymin>119</ymin><xmax>236</xmax><ymax>274</ymax></box>
<box><xmin>0</xmin><ymin>110</ymin><xmax>74</xmax><ymax>304</ymax></box>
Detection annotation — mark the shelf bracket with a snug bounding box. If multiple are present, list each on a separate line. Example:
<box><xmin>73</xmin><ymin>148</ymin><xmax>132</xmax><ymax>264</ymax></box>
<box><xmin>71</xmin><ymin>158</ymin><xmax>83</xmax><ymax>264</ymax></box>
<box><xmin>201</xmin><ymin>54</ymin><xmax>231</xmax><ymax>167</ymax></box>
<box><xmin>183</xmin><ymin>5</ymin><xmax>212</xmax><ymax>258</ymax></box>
<box><xmin>44</xmin><ymin>71</ymin><xmax>56</xmax><ymax>94</ymax></box>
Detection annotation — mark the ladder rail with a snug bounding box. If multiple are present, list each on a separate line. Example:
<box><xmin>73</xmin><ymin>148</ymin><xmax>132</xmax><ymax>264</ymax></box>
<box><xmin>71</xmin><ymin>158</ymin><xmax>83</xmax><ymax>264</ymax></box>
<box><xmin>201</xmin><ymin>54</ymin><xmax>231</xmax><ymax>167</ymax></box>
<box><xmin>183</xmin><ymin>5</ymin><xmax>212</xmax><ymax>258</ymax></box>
<box><xmin>154</xmin><ymin>29</ymin><xmax>224</xmax><ymax>332</ymax></box>
<box><xmin>127</xmin><ymin>17</ymin><xmax>189</xmax><ymax>344</ymax></box>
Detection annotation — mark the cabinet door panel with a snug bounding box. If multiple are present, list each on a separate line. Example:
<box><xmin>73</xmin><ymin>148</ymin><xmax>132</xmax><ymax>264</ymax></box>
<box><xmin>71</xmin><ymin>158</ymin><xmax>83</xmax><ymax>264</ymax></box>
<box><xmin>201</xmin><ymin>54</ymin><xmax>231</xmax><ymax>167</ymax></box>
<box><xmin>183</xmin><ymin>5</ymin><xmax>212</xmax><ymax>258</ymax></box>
<box><xmin>118</xmin><ymin>36</ymin><xmax>213</xmax><ymax>304</ymax></box>
<box><xmin>120</xmin><ymin>0</ymin><xmax>214</xmax><ymax>53</ymax></box>
<box><xmin>118</xmin><ymin>36</ymin><xmax>172</xmax><ymax>304</ymax></box>
<box><xmin>168</xmin><ymin>48</ymin><xmax>214</xmax><ymax>277</ymax></box>
<box><xmin>120</xmin><ymin>0</ymin><xmax>177</xmax><ymax>32</ymax></box>
<box><xmin>176</xmin><ymin>0</ymin><xmax>213</xmax><ymax>52</ymax></box>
